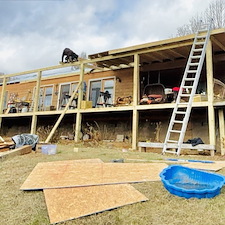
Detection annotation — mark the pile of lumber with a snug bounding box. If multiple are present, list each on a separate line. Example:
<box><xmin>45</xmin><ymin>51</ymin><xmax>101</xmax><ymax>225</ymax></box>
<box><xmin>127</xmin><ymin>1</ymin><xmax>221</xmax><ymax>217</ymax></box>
<box><xmin>0</xmin><ymin>136</ymin><xmax>14</xmax><ymax>153</ymax></box>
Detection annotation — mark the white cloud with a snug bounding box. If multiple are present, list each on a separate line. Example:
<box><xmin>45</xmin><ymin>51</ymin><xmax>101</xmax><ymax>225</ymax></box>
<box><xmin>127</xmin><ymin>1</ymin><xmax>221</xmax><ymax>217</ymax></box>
<box><xmin>0</xmin><ymin>0</ymin><xmax>215</xmax><ymax>74</ymax></box>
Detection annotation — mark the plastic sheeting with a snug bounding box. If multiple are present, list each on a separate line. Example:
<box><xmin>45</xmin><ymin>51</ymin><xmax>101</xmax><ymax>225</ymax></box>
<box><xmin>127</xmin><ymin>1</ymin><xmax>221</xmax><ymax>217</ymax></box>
<box><xmin>12</xmin><ymin>134</ymin><xmax>39</xmax><ymax>149</ymax></box>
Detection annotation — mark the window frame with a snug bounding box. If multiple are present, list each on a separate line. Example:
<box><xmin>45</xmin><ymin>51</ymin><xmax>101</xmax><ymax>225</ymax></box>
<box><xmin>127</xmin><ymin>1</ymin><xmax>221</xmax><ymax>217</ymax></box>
<box><xmin>87</xmin><ymin>76</ymin><xmax>116</xmax><ymax>107</ymax></box>
<box><xmin>57</xmin><ymin>81</ymin><xmax>79</xmax><ymax>110</ymax></box>
<box><xmin>38</xmin><ymin>85</ymin><xmax>54</xmax><ymax>111</ymax></box>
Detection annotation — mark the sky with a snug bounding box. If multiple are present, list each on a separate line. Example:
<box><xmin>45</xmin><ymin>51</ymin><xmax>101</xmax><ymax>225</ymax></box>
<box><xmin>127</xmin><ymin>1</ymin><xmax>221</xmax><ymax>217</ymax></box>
<box><xmin>0</xmin><ymin>0</ymin><xmax>213</xmax><ymax>74</ymax></box>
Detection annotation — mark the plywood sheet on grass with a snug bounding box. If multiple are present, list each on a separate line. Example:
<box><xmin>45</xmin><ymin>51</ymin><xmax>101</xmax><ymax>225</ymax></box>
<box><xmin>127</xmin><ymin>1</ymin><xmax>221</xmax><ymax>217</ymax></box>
<box><xmin>20</xmin><ymin>162</ymin><xmax>167</xmax><ymax>190</ymax></box>
<box><xmin>36</xmin><ymin>158</ymin><xmax>103</xmax><ymax>165</ymax></box>
<box><xmin>183</xmin><ymin>162</ymin><xmax>223</xmax><ymax>171</ymax></box>
<box><xmin>44</xmin><ymin>184</ymin><xmax>148</xmax><ymax>224</ymax></box>
<box><xmin>213</xmin><ymin>161</ymin><xmax>225</xmax><ymax>168</ymax></box>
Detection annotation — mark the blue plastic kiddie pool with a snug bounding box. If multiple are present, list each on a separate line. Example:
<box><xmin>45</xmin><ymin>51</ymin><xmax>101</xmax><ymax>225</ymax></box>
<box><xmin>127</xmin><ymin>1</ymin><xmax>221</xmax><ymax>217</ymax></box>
<box><xmin>160</xmin><ymin>165</ymin><xmax>225</xmax><ymax>199</ymax></box>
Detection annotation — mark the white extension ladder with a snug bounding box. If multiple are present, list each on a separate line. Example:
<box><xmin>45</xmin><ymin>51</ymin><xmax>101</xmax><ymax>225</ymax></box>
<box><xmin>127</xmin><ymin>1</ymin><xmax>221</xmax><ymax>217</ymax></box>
<box><xmin>162</xmin><ymin>21</ymin><xmax>212</xmax><ymax>156</ymax></box>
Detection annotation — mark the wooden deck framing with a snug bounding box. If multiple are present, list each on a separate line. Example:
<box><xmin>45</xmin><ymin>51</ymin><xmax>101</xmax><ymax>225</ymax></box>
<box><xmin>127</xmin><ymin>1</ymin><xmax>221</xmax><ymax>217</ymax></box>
<box><xmin>0</xmin><ymin>28</ymin><xmax>225</xmax><ymax>155</ymax></box>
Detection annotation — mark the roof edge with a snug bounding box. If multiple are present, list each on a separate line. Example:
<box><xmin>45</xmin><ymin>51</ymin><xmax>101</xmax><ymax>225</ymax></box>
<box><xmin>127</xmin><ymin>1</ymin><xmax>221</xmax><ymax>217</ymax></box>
<box><xmin>108</xmin><ymin>28</ymin><xmax>225</xmax><ymax>56</ymax></box>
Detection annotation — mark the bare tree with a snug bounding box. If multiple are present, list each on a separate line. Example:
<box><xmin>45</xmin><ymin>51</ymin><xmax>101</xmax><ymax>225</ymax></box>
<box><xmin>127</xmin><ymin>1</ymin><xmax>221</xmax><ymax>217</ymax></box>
<box><xmin>205</xmin><ymin>0</ymin><xmax>225</xmax><ymax>29</ymax></box>
<box><xmin>176</xmin><ymin>0</ymin><xmax>225</xmax><ymax>36</ymax></box>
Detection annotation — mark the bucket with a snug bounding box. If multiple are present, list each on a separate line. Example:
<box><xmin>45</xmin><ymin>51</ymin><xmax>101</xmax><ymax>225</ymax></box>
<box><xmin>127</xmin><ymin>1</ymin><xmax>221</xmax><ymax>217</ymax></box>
<box><xmin>41</xmin><ymin>144</ymin><xmax>57</xmax><ymax>155</ymax></box>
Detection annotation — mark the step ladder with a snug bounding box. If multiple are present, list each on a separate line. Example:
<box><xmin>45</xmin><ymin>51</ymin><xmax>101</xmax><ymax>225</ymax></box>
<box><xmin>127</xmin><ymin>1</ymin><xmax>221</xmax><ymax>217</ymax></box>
<box><xmin>162</xmin><ymin>21</ymin><xmax>212</xmax><ymax>156</ymax></box>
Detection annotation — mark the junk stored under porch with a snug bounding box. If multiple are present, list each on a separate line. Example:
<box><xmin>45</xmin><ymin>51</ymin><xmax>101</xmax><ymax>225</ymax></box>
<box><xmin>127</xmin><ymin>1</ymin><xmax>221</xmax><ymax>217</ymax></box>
<box><xmin>0</xmin><ymin>108</ymin><xmax>213</xmax><ymax>151</ymax></box>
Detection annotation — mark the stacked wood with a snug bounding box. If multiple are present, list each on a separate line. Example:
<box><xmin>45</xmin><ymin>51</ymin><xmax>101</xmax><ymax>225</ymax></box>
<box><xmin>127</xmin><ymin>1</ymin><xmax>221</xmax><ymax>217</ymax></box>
<box><xmin>0</xmin><ymin>137</ymin><xmax>15</xmax><ymax>152</ymax></box>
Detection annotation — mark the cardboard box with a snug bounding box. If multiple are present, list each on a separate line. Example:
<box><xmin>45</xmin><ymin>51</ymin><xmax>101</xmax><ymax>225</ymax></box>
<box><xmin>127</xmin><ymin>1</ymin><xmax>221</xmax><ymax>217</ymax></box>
<box><xmin>81</xmin><ymin>101</ymin><xmax>92</xmax><ymax>109</ymax></box>
<box><xmin>193</xmin><ymin>94</ymin><xmax>208</xmax><ymax>102</ymax></box>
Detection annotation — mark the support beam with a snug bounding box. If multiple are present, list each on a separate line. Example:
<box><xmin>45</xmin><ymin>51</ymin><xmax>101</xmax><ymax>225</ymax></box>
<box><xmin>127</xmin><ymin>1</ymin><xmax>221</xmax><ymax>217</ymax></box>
<box><xmin>211</xmin><ymin>36</ymin><xmax>225</xmax><ymax>52</ymax></box>
<box><xmin>132</xmin><ymin>54</ymin><xmax>140</xmax><ymax>150</ymax></box>
<box><xmin>168</xmin><ymin>49</ymin><xmax>186</xmax><ymax>58</ymax></box>
<box><xmin>30</xmin><ymin>115</ymin><xmax>38</xmax><ymax>135</ymax></box>
<box><xmin>132</xmin><ymin>109</ymin><xmax>139</xmax><ymax>150</ymax></box>
<box><xmin>206</xmin><ymin>39</ymin><xmax>215</xmax><ymax>156</ymax></box>
<box><xmin>74</xmin><ymin>112</ymin><xmax>82</xmax><ymax>142</ymax></box>
<box><xmin>45</xmin><ymin>82</ymin><xmax>81</xmax><ymax>143</ymax></box>
<box><xmin>30</xmin><ymin>71</ymin><xmax>42</xmax><ymax>134</ymax></box>
<box><xmin>75</xmin><ymin>63</ymin><xmax>85</xmax><ymax>142</ymax></box>
<box><xmin>218</xmin><ymin>109</ymin><xmax>225</xmax><ymax>156</ymax></box>
<box><xmin>133</xmin><ymin>54</ymin><xmax>140</xmax><ymax>106</ymax></box>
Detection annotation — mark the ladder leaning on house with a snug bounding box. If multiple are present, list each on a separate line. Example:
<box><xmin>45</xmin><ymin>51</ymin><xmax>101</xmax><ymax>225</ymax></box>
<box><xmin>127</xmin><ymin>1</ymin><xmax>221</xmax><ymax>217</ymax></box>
<box><xmin>162</xmin><ymin>21</ymin><xmax>212</xmax><ymax>156</ymax></box>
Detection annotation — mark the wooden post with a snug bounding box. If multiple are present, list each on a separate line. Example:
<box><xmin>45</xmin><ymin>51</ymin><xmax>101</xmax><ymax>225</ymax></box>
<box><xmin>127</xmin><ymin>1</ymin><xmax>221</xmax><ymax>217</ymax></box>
<box><xmin>30</xmin><ymin>71</ymin><xmax>42</xmax><ymax>134</ymax></box>
<box><xmin>206</xmin><ymin>39</ymin><xmax>215</xmax><ymax>156</ymax></box>
<box><xmin>133</xmin><ymin>54</ymin><xmax>140</xmax><ymax>106</ymax></box>
<box><xmin>0</xmin><ymin>77</ymin><xmax>8</xmax><ymax>130</ymax></box>
<box><xmin>0</xmin><ymin>77</ymin><xmax>7</xmax><ymax>114</ymax></box>
<box><xmin>75</xmin><ymin>63</ymin><xmax>85</xmax><ymax>142</ymax></box>
<box><xmin>218</xmin><ymin>109</ymin><xmax>225</xmax><ymax>155</ymax></box>
<box><xmin>132</xmin><ymin>54</ymin><xmax>140</xmax><ymax>150</ymax></box>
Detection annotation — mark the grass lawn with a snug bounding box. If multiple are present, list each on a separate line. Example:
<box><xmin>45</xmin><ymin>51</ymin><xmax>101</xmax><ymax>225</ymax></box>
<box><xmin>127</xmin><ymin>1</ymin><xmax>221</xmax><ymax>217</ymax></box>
<box><xmin>1</xmin><ymin>143</ymin><xmax>225</xmax><ymax>225</ymax></box>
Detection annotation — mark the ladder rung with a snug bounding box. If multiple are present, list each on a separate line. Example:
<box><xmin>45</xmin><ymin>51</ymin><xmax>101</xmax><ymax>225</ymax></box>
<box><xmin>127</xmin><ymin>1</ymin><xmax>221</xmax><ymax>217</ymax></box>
<box><xmin>180</xmin><ymin>94</ymin><xmax>191</xmax><ymax>97</ymax></box>
<box><xmin>167</xmin><ymin>139</ymin><xmax>178</xmax><ymax>143</ymax></box>
<box><xmin>195</xmin><ymin>41</ymin><xmax>205</xmax><ymax>45</ymax></box>
<box><xmin>178</xmin><ymin>102</ymin><xmax>188</xmax><ymax>106</ymax></box>
<box><xmin>193</xmin><ymin>49</ymin><xmax>203</xmax><ymax>52</ymax></box>
<box><xmin>173</xmin><ymin>120</ymin><xmax>184</xmax><ymax>124</ymax></box>
<box><xmin>163</xmin><ymin>150</ymin><xmax>178</xmax><ymax>154</ymax></box>
<box><xmin>198</xmin><ymin>30</ymin><xmax>207</xmax><ymax>37</ymax></box>
<box><xmin>187</xmin><ymin>70</ymin><xmax>197</xmax><ymax>73</ymax></box>
<box><xmin>189</xmin><ymin>63</ymin><xmax>199</xmax><ymax>66</ymax></box>
<box><xmin>175</xmin><ymin>111</ymin><xmax>186</xmax><ymax>115</ymax></box>
<box><xmin>169</xmin><ymin>129</ymin><xmax>181</xmax><ymax>133</ymax></box>
<box><xmin>184</xmin><ymin>78</ymin><xmax>195</xmax><ymax>81</ymax></box>
<box><xmin>191</xmin><ymin>56</ymin><xmax>201</xmax><ymax>59</ymax></box>
<box><xmin>198</xmin><ymin>28</ymin><xmax>207</xmax><ymax>32</ymax></box>
<box><xmin>182</xmin><ymin>86</ymin><xmax>193</xmax><ymax>89</ymax></box>
<box><xmin>197</xmin><ymin>35</ymin><xmax>206</xmax><ymax>39</ymax></box>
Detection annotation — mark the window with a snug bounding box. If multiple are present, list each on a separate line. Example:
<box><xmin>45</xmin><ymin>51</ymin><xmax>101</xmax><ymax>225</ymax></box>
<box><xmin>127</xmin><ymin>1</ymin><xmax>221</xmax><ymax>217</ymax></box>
<box><xmin>89</xmin><ymin>80</ymin><xmax>101</xmax><ymax>107</ymax></box>
<box><xmin>58</xmin><ymin>82</ymin><xmax>79</xmax><ymax>110</ymax></box>
<box><xmin>89</xmin><ymin>78</ymin><xmax>115</xmax><ymax>107</ymax></box>
<box><xmin>39</xmin><ymin>85</ymin><xmax>53</xmax><ymax>111</ymax></box>
<box><xmin>3</xmin><ymin>91</ymin><xmax>8</xmax><ymax>109</ymax></box>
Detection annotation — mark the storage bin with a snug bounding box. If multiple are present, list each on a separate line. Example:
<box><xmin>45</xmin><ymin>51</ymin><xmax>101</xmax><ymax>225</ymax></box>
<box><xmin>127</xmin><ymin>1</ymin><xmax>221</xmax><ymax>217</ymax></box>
<box><xmin>41</xmin><ymin>144</ymin><xmax>57</xmax><ymax>155</ymax></box>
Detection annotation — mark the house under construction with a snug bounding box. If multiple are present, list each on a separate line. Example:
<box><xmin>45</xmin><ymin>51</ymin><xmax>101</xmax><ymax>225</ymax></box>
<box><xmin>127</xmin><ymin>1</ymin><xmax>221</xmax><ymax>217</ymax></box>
<box><xmin>1</xmin><ymin>27</ymin><xmax>225</xmax><ymax>156</ymax></box>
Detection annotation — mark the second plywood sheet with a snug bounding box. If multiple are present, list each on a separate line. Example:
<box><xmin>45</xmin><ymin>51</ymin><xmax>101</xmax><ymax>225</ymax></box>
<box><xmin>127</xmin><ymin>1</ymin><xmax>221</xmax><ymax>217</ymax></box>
<box><xmin>183</xmin><ymin>162</ymin><xmax>223</xmax><ymax>171</ymax></box>
<box><xmin>21</xmin><ymin>162</ymin><xmax>168</xmax><ymax>190</ymax></box>
<box><xmin>44</xmin><ymin>184</ymin><xmax>148</xmax><ymax>224</ymax></box>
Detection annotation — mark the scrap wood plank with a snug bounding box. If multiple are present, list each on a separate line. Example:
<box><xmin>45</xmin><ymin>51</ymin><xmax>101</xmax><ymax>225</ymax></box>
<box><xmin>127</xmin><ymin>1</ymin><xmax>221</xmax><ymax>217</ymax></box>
<box><xmin>20</xmin><ymin>162</ymin><xmax>168</xmax><ymax>190</ymax></box>
<box><xmin>0</xmin><ymin>147</ymin><xmax>9</xmax><ymax>153</ymax></box>
<box><xmin>44</xmin><ymin>184</ymin><xmax>148</xmax><ymax>224</ymax></box>
<box><xmin>0</xmin><ymin>145</ymin><xmax>32</xmax><ymax>162</ymax></box>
